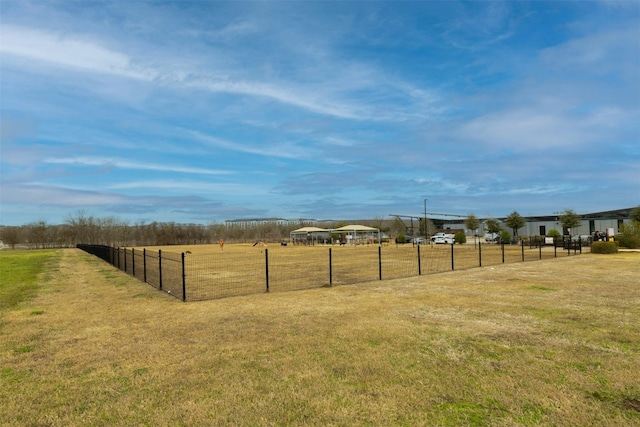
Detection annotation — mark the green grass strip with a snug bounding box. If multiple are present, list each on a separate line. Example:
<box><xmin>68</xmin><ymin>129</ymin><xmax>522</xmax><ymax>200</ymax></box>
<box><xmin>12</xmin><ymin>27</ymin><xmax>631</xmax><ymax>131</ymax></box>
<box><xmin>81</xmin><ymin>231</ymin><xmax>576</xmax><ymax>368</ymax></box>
<box><xmin>0</xmin><ymin>250</ymin><xmax>58</xmax><ymax>312</ymax></box>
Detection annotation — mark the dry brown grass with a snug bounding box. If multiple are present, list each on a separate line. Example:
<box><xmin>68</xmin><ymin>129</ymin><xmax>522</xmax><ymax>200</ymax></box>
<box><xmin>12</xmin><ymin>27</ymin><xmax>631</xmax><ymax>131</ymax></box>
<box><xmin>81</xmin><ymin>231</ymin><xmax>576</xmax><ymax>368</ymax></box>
<box><xmin>132</xmin><ymin>242</ymin><xmax>578</xmax><ymax>300</ymax></box>
<box><xmin>1</xmin><ymin>248</ymin><xmax>638</xmax><ymax>426</ymax></box>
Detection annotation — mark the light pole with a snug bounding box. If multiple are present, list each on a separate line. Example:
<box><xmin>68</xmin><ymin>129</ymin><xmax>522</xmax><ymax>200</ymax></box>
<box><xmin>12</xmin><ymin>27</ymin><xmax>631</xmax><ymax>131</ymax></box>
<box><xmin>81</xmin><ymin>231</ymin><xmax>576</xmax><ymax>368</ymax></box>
<box><xmin>423</xmin><ymin>198</ymin><xmax>428</xmax><ymax>241</ymax></box>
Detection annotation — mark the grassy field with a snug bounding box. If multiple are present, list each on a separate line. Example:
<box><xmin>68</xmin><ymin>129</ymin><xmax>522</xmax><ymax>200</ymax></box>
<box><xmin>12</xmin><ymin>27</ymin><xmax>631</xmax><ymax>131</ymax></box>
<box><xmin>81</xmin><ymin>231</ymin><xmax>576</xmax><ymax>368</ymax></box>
<box><xmin>125</xmin><ymin>242</ymin><xmax>579</xmax><ymax>301</ymax></box>
<box><xmin>1</xmin><ymin>248</ymin><xmax>639</xmax><ymax>426</ymax></box>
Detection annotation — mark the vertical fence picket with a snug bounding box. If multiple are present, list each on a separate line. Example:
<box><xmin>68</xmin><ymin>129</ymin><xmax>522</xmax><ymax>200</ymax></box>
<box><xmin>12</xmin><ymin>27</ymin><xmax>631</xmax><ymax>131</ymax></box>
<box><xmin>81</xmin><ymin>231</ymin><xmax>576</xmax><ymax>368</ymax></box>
<box><xmin>539</xmin><ymin>242</ymin><xmax>542</xmax><ymax>260</ymax></box>
<box><xmin>378</xmin><ymin>246</ymin><xmax>382</xmax><ymax>280</ymax></box>
<box><xmin>143</xmin><ymin>248</ymin><xmax>147</xmax><ymax>283</ymax></box>
<box><xmin>159</xmin><ymin>249</ymin><xmax>163</xmax><ymax>291</ymax></box>
<box><xmin>181</xmin><ymin>252</ymin><xmax>186</xmax><ymax>302</ymax></box>
<box><xmin>265</xmin><ymin>249</ymin><xmax>270</xmax><ymax>293</ymax></box>
<box><xmin>329</xmin><ymin>248</ymin><xmax>333</xmax><ymax>286</ymax></box>
<box><xmin>451</xmin><ymin>243</ymin><xmax>455</xmax><ymax>270</ymax></box>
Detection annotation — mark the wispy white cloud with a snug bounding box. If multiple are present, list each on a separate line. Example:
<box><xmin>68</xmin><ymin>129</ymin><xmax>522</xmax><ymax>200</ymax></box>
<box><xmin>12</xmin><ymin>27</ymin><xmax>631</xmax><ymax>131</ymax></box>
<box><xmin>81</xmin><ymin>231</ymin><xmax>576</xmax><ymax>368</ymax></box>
<box><xmin>505</xmin><ymin>184</ymin><xmax>587</xmax><ymax>196</ymax></box>
<box><xmin>0</xmin><ymin>25</ymin><xmax>156</xmax><ymax>80</ymax></box>
<box><xmin>0</xmin><ymin>24</ymin><xmax>375</xmax><ymax>121</ymax></box>
<box><xmin>456</xmin><ymin>109</ymin><xmax>600</xmax><ymax>150</ymax></box>
<box><xmin>187</xmin><ymin>78</ymin><xmax>367</xmax><ymax>120</ymax></box>
<box><xmin>43</xmin><ymin>156</ymin><xmax>231</xmax><ymax>175</ymax></box>
<box><xmin>1</xmin><ymin>22</ymin><xmax>443</xmax><ymax>123</ymax></box>
<box><xmin>108</xmin><ymin>180</ymin><xmax>267</xmax><ymax>196</ymax></box>
<box><xmin>0</xmin><ymin>183</ymin><xmax>127</xmax><ymax>206</ymax></box>
<box><xmin>185</xmin><ymin>130</ymin><xmax>316</xmax><ymax>160</ymax></box>
<box><xmin>537</xmin><ymin>26</ymin><xmax>640</xmax><ymax>90</ymax></box>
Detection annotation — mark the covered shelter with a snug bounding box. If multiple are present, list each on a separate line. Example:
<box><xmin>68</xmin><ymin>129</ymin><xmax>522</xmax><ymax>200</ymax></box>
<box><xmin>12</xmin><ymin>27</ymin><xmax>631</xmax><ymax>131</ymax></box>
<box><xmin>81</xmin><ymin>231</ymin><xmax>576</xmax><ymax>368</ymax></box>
<box><xmin>333</xmin><ymin>224</ymin><xmax>381</xmax><ymax>245</ymax></box>
<box><xmin>289</xmin><ymin>226</ymin><xmax>329</xmax><ymax>245</ymax></box>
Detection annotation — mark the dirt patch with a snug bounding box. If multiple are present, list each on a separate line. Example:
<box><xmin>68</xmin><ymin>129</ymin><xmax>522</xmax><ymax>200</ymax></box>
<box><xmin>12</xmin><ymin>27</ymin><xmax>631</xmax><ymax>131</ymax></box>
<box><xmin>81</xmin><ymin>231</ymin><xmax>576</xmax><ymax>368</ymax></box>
<box><xmin>623</xmin><ymin>398</ymin><xmax>640</xmax><ymax>412</ymax></box>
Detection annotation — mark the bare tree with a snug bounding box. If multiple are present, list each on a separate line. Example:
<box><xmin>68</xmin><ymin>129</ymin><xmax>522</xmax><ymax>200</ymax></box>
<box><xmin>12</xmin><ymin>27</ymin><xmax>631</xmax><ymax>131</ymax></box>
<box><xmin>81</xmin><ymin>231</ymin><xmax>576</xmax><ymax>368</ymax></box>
<box><xmin>1</xmin><ymin>226</ymin><xmax>23</xmax><ymax>249</ymax></box>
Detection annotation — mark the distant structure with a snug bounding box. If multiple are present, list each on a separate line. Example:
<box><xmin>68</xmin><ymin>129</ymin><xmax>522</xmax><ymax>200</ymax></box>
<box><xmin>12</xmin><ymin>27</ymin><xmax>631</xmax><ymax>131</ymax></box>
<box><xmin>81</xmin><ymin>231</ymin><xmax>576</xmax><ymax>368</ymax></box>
<box><xmin>225</xmin><ymin>207</ymin><xmax>636</xmax><ymax>238</ymax></box>
<box><xmin>225</xmin><ymin>218</ymin><xmax>320</xmax><ymax>228</ymax></box>
<box><xmin>438</xmin><ymin>207</ymin><xmax>635</xmax><ymax>237</ymax></box>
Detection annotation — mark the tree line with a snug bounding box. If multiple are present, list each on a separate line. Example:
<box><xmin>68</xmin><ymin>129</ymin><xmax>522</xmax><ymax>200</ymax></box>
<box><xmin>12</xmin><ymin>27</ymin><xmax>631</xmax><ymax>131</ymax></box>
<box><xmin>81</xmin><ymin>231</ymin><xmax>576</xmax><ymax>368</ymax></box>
<box><xmin>3</xmin><ymin>208</ymin><xmax>638</xmax><ymax>249</ymax></box>
<box><xmin>0</xmin><ymin>212</ymin><xmax>403</xmax><ymax>249</ymax></box>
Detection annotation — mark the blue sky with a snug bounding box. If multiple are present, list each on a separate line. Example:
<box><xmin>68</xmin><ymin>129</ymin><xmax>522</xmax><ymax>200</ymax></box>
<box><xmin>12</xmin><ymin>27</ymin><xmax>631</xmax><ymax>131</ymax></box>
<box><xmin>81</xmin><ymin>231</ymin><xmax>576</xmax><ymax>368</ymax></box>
<box><xmin>1</xmin><ymin>1</ymin><xmax>639</xmax><ymax>226</ymax></box>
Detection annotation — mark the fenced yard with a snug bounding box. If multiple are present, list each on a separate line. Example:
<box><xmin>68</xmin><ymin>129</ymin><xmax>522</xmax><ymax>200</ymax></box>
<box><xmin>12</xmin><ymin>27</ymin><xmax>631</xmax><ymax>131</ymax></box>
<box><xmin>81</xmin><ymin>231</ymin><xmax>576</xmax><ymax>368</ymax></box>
<box><xmin>78</xmin><ymin>240</ymin><xmax>585</xmax><ymax>301</ymax></box>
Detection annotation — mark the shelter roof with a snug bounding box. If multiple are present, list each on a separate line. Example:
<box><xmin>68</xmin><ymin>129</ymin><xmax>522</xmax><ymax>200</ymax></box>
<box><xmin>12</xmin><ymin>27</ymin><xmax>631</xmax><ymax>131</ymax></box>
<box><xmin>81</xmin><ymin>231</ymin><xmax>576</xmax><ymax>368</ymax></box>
<box><xmin>291</xmin><ymin>226</ymin><xmax>328</xmax><ymax>233</ymax></box>
<box><xmin>334</xmin><ymin>224</ymin><xmax>379</xmax><ymax>231</ymax></box>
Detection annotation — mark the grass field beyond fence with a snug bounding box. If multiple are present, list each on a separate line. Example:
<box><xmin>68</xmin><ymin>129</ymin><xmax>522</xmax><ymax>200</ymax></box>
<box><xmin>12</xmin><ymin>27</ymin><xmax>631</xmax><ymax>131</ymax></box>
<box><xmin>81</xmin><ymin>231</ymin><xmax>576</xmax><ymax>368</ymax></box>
<box><xmin>0</xmin><ymin>249</ymin><xmax>638</xmax><ymax>426</ymax></box>
<box><xmin>78</xmin><ymin>241</ymin><xmax>584</xmax><ymax>301</ymax></box>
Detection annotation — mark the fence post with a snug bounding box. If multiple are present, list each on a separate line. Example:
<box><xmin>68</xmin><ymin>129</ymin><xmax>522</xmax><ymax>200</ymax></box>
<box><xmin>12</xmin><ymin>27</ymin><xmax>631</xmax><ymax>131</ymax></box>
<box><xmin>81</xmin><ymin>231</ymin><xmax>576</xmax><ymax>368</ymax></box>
<box><xmin>417</xmin><ymin>245</ymin><xmax>422</xmax><ymax>275</ymax></box>
<box><xmin>124</xmin><ymin>249</ymin><xmax>127</xmax><ymax>273</ymax></box>
<box><xmin>265</xmin><ymin>249</ymin><xmax>270</xmax><ymax>292</ymax></box>
<box><xmin>521</xmin><ymin>240</ymin><xmax>525</xmax><ymax>262</ymax></box>
<box><xmin>378</xmin><ymin>246</ymin><xmax>382</xmax><ymax>280</ymax></box>
<box><xmin>479</xmin><ymin>242</ymin><xmax>482</xmax><ymax>267</ymax></box>
<box><xmin>132</xmin><ymin>248</ymin><xmax>135</xmax><ymax>277</ymax></box>
<box><xmin>143</xmin><ymin>248</ymin><xmax>147</xmax><ymax>283</ymax></box>
<box><xmin>554</xmin><ymin>243</ymin><xmax>557</xmax><ymax>258</ymax></box>
<box><xmin>181</xmin><ymin>252</ymin><xmax>186</xmax><ymax>302</ymax></box>
<box><xmin>501</xmin><ymin>242</ymin><xmax>505</xmax><ymax>263</ymax></box>
<box><xmin>539</xmin><ymin>241</ymin><xmax>542</xmax><ymax>260</ymax></box>
<box><xmin>158</xmin><ymin>249</ymin><xmax>163</xmax><ymax>291</ymax></box>
<box><xmin>329</xmin><ymin>248</ymin><xmax>333</xmax><ymax>286</ymax></box>
<box><xmin>451</xmin><ymin>243</ymin><xmax>455</xmax><ymax>270</ymax></box>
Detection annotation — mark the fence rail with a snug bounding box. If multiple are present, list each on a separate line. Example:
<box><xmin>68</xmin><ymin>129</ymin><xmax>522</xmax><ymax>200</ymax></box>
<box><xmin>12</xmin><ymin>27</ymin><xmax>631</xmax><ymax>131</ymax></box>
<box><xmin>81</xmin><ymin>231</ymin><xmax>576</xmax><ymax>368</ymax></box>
<box><xmin>77</xmin><ymin>239</ymin><xmax>584</xmax><ymax>302</ymax></box>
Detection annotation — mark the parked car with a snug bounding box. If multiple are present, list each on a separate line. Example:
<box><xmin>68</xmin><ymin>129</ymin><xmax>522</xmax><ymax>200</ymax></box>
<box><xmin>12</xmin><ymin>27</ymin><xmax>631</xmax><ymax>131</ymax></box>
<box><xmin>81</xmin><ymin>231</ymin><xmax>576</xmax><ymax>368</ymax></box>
<box><xmin>484</xmin><ymin>233</ymin><xmax>500</xmax><ymax>243</ymax></box>
<box><xmin>432</xmin><ymin>233</ymin><xmax>454</xmax><ymax>244</ymax></box>
<box><xmin>430</xmin><ymin>232</ymin><xmax>447</xmax><ymax>242</ymax></box>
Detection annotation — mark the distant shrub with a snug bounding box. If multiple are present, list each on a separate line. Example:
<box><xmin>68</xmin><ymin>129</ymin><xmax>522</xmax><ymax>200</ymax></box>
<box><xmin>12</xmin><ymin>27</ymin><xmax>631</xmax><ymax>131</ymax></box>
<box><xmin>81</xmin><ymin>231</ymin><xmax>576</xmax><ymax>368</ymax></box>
<box><xmin>591</xmin><ymin>241</ymin><xmax>618</xmax><ymax>254</ymax></box>
<box><xmin>615</xmin><ymin>222</ymin><xmax>640</xmax><ymax>249</ymax></box>
<box><xmin>547</xmin><ymin>229</ymin><xmax>561</xmax><ymax>238</ymax></box>
<box><xmin>396</xmin><ymin>234</ymin><xmax>407</xmax><ymax>244</ymax></box>
<box><xmin>454</xmin><ymin>232</ymin><xmax>466</xmax><ymax>244</ymax></box>
<box><xmin>500</xmin><ymin>231</ymin><xmax>511</xmax><ymax>244</ymax></box>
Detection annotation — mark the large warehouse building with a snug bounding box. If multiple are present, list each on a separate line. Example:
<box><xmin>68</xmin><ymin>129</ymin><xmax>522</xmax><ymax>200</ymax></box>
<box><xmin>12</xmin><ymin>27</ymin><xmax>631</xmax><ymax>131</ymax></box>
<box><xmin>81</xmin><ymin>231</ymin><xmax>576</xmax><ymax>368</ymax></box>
<box><xmin>439</xmin><ymin>207</ymin><xmax>636</xmax><ymax>238</ymax></box>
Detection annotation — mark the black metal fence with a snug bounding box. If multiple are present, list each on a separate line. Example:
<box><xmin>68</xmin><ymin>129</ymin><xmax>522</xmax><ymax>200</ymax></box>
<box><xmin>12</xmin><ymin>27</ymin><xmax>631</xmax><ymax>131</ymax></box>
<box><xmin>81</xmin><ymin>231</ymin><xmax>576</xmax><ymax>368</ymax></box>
<box><xmin>77</xmin><ymin>239</ymin><xmax>584</xmax><ymax>302</ymax></box>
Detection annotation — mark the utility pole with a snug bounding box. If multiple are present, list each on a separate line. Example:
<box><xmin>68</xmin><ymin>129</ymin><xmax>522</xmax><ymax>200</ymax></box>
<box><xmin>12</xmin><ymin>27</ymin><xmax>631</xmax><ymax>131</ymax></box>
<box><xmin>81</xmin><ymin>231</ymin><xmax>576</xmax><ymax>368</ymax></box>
<box><xmin>423</xmin><ymin>198</ymin><xmax>428</xmax><ymax>240</ymax></box>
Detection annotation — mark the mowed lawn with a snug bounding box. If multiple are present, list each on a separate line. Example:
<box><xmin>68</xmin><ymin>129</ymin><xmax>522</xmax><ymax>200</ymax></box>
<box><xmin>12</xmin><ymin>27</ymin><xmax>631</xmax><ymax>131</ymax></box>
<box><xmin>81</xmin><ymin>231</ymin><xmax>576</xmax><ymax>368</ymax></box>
<box><xmin>128</xmin><ymin>242</ymin><xmax>581</xmax><ymax>301</ymax></box>
<box><xmin>1</xmin><ymin>248</ymin><xmax>639</xmax><ymax>426</ymax></box>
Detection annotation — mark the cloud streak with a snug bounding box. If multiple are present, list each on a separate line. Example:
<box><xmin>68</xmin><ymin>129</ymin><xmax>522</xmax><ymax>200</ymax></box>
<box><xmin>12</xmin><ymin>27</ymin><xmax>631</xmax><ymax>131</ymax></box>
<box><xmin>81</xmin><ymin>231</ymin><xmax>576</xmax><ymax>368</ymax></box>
<box><xmin>43</xmin><ymin>156</ymin><xmax>231</xmax><ymax>176</ymax></box>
